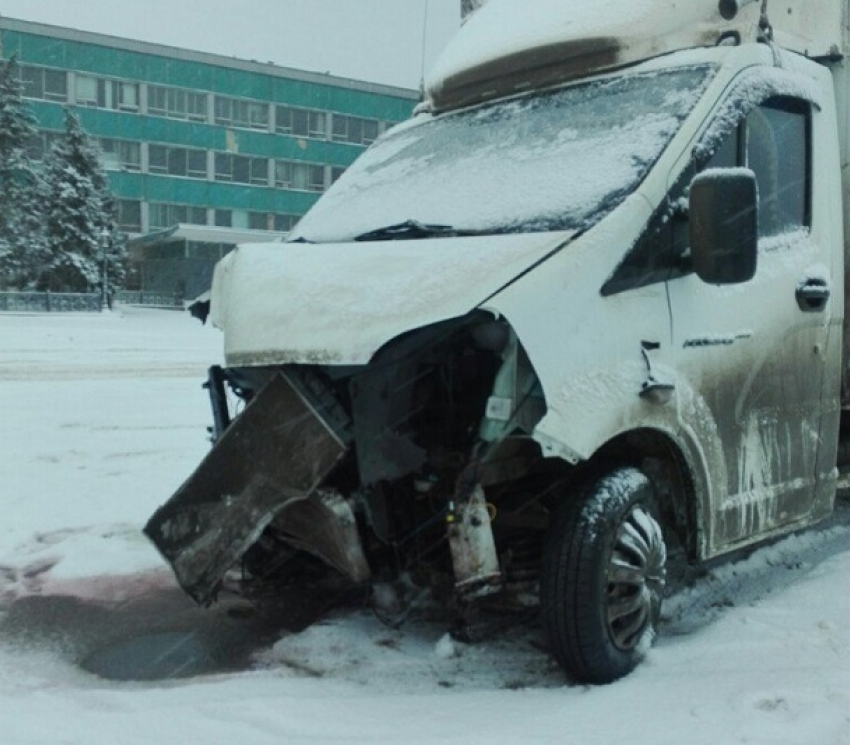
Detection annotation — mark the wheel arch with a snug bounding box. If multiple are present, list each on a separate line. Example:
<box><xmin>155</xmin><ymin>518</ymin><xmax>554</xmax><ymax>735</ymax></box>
<box><xmin>558</xmin><ymin>427</ymin><xmax>705</xmax><ymax>562</ymax></box>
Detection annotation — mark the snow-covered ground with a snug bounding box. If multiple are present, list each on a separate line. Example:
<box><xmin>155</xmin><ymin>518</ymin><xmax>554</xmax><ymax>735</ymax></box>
<box><xmin>0</xmin><ymin>307</ymin><xmax>848</xmax><ymax>745</ymax></box>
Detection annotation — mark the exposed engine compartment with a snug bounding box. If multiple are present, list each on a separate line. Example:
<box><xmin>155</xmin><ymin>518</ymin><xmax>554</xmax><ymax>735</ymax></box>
<box><xmin>145</xmin><ymin>311</ymin><xmax>555</xmax><ymax>628</ymax></box>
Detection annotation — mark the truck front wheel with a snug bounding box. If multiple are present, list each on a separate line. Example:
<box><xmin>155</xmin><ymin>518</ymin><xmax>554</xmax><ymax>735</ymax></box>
<box><xmin>541</xmin><ymin>467</ymin><xmax>666</xmax><ymax>684</ymax></box>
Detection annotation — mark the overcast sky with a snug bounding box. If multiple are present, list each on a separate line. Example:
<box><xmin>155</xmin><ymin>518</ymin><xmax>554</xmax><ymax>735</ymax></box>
<box><xmin>0</xmin><ymin>0</ymin><xmax>461</xmax><ymax>89</ymax></box>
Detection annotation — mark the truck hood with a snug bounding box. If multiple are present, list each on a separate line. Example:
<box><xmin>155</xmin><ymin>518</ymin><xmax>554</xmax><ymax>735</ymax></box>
<box><xmin>210</xmin><ymin>232</ymin><xmax>572</xmax><ymax>367</ymax></box>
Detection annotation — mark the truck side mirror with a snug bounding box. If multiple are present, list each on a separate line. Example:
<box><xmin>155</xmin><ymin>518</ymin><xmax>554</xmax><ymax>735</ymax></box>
<box><xmin>689</xmin><ymin>167</ymin><xmax>758</xmax><ymax>285</ymax></box>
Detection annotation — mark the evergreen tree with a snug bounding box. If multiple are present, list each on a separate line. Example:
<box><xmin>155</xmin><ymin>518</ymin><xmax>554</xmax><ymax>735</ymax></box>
<box><xmin>0</xmin><ymin>56</ymin><xmax>45</xmax><ymax>288</ymax></box>
<box><xmin>39</xmin><ymin>110</ymin><xmax>124</xmax><ymax>295</ymax></box>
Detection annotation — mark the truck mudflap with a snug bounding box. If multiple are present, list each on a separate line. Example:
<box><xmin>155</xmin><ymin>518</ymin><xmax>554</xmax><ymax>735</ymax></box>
<box><xmin>143</xmin><ymin>373</ymin><xmax>353</xmax><ymax>606</ymax></box>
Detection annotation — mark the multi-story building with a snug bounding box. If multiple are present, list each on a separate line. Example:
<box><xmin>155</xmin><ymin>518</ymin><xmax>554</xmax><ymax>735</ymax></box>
<box><xmin>0</xmin><ymin>17</ymin><xmax>418</xmax><ymax>299</ymax></box>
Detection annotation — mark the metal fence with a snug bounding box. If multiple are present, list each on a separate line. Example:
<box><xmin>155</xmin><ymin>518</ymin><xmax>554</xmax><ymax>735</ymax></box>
<box><xmin>115</xmin><ymin>290</ymin><xmax>183</xmax><ymax>308</ymax></box>
<box><xmin>0</xmin><ymin>290</ymin><xmax>186</xmax><ymax>311</ymax></box>
<box><xmin>0</xmin><ymin>291</ymin><xmax>101</xmax><ymax>312</ymax></box>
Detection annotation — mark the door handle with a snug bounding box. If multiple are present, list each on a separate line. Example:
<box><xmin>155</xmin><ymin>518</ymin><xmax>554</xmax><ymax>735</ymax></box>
<box><xmin>796</xmin><ymin>279</ymin><xmax>830</xmax><ymax>312</ymax></box>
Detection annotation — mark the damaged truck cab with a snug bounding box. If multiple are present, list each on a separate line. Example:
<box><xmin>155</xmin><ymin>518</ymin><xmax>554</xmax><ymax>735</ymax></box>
<box><xmin>145</xmin><ymin>0</ymin><xmax>849</xmax><ymax>684</ymax></box>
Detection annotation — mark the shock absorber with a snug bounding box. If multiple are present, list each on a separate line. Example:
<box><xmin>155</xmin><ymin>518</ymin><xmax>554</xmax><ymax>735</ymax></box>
<box><xmin>447</xmin><ymin>483</ymin><xmax>501</xmax><ymax>598</ymax></box>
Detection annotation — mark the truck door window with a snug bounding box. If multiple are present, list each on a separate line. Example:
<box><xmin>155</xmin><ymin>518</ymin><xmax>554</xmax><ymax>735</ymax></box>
<box><xmin>744</xmin><ymin>100</ymin><xmax>810</xmax><ymax>236</ymax></box>
<box><xmin>705</xmin><ymin>98</ymin><xmax>810</xmax><ymax>233</ymax></box>
<box><xmin>602</xmin><ymin>96</ymin><xmax>810</xmax><ymax>296</ymax></box>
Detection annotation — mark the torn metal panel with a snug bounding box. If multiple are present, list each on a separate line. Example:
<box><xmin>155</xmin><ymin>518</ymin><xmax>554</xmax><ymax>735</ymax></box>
<box><xmin>479</xmin><ymin>329</ymin><xmax>547</xmax><ymax>443</ymax></box>
<box><xmin>144</xmin><ymin>373</ymin><xmax>347</xmax><ymax>606</ymax></box>
<box><xmin>271</xmin><ymin>490</ymin><xmax>371</xmax><ymax>584</ymax></box>
<box><xmin>349</xmin><ymin>342</ymin><xmax>430</xmax><ymax>486</ymax></box>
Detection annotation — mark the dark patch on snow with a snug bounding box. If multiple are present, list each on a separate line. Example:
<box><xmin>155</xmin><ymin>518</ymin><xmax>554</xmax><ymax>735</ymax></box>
<box><xmin>83</xmin><ymin>631</ymin><xmax>215</xmax><ymax>681</ymax></box>
<box><xmin>0</xmin><ymin>585</ymin><xmax>286</xmax><ymax>682</ymax></box>
<box><xmin>0</xmin><ymin>497</ymin><xmax>846</xmax><ymax>685</ymax></box>
<box><xmin>661</xmin><ymin>496</ymin><xmax>850</xmax><ymax>637</ymax></box>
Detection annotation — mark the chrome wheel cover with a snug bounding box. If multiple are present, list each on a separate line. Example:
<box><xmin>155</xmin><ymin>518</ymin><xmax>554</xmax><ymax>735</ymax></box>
<box><xmin>606</xmin><ymin>504</ymin><xmax>666</xmax><ymax>651</ymax></box>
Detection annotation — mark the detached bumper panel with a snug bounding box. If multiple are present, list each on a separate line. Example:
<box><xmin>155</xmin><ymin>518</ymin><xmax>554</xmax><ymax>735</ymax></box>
<box><xmin>144</xmin><ymin>373</ymin><xmax>347</xmax><ymax>605</ymax></box>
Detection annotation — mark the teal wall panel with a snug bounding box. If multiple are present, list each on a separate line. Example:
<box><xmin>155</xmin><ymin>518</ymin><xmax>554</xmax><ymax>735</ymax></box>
<box><xmin>33</xmin><ymin>99</ymin><xmax>370</xmax><ymax>167</ymax></box>
<box><xmin>106</xmin><ymin>171</ymin><xmax>320</xmax><ymax>214</ymax></box>
<box><xmin>1</xmin><ymin>20</ymin><xmax>414</xmax><ymax>241</ymax></box>
<box><xmin>1</xmin><ymin>29</ymin><xmax>416</xmax><ymax>118</ymax></box>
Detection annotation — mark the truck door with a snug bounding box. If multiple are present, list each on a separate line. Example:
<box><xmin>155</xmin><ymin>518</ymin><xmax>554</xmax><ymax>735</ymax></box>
<box><xmin>667</xmin><ymin>96</ymin><xmax>837</xmax><ymax>553</ymax></box>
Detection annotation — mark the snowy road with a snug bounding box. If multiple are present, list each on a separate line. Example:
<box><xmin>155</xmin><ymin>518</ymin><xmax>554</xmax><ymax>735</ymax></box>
<box><xmin>0</xmin><ymin>308</ymin><xmax>848</xmax><ymax>744</ymax></box>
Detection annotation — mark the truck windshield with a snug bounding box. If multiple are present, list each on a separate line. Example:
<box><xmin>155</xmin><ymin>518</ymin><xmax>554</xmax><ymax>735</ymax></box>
<box><xmin>291</xmin><ymin>65</ymin><xmax>713</xmax><ymax>243</ymax></box>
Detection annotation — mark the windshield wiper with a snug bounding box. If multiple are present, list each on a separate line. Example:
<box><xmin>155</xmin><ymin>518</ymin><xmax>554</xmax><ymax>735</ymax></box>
<box><xmin>355</xmin><ymin>219</ymin><xmax>473</xmax><ymax>242</ymax></box>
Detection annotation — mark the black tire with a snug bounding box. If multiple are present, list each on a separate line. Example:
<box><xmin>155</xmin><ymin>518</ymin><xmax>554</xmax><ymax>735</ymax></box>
<box><xmin>541</xmin><ymin>467</ymin><xmax>666</xmax><ymax>684</ymax></box>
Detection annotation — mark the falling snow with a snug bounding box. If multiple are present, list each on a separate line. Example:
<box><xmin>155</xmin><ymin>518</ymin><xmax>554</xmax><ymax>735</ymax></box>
<box><xmin>0</xmin><ymin>308</ymin><xmax>847</xmax><ymax>745</ymax></box>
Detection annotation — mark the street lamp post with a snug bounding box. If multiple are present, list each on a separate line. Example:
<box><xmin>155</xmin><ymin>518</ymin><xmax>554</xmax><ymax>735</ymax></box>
<box><xmin>99</xmin><ymin>227</ymin><xmax>110</xmax><ymax>311</ymax></box>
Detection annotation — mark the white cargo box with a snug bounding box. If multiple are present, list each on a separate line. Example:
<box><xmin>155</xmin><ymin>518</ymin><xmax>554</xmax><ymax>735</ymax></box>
<box><xmin>428</xmin><ymin>0</ymin><xmax>847</xmax><ymax>111</ymax></box>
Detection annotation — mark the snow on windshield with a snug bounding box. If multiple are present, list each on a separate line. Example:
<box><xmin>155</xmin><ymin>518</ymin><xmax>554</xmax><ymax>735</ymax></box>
<box><xmin>292</xmin><ymin>66</ymin><xmax>714</xmax><ymax>243</ymax></box>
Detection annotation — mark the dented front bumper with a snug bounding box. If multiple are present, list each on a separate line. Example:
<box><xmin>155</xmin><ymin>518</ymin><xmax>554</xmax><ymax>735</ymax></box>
<box><xmin>143</xmin><ymin>373</ymin><xmax>365</xmax><ymax>605</ymax></box>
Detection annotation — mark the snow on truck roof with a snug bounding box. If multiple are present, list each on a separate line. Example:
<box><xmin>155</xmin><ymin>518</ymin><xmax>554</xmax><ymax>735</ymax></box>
<box><xmin>426</xmin><ymin>0</ymin><xmax>845</xmax><ymax>112</ymax></box>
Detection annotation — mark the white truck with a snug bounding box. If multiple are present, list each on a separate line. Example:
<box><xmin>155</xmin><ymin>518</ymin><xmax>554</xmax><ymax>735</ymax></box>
<box><xmin>145</xmin><ymin>0</ymin><xmax>850</xmax><ymax>683</ymax></box>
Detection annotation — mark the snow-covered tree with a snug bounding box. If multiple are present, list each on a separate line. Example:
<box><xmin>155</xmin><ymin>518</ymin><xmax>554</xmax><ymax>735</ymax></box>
<box><xmin>38</xmin><ymin>110</ymin><xmax>124</xmax><ymax>295</ymax></box>
<box><xmin>0</xmin><ymin>56</ymin><xmax>45</xmax><ymax>288</ymax></box>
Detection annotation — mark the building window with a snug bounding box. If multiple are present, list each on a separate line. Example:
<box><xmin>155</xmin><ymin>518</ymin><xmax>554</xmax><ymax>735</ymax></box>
<box><xmin>148</xmin><ymin>85</ymin><xmax>207</xmax><ymax>121</ymax></box>
<box><xmin>250</xmin><ymin>158</ymin><xmax>269</xmax><ymax>186</ymax></box>
<box><xmin>26</xmin><ymin>130</ymin><xmax>63</xmax><ymax>161</ymax></box>
<box><xmin>117</xmin><ymin>200</ymin><xmax>142</xmax><ymax>233</ymax></box>
<box><xmin>149</xmin><ymin>144</ymin><xmax>207</xmax><ymax>178</ymax></box>
<box><xmin>149</xmin><ymin>202</ymin><xmax>207</xmax><ymax>229</ymax></box>
<box><xmin>187</xmin><ymin>150</ymin><xmax>208</xmax><ymax>179</ymax></box>
<box><xmin>248</xmin><ymin>212</ymin><xmax>268</xmax><ymax>230</ymax></box>
<box><xmin>98</xmin><ymin>138</ymin><xmax>142</xmax><ymax>171</ymax></box>
<box><xmin>18</xmin><ymin>65</ymin><xmax>67</xmax><ymax>102</ymax></box>
<box><xmin>75</xmin><ymin>75</ymin><xmax>97</xmax><ymax>106</ymax></box>
<box><xmin>246</xmin><ymin>212</ymin><xmax>301</xmax><ymax>231</ymax></box>
<box><xmin>274</xmin><ymin>160</ymin><xmax>325</xmax><ymax>192</ymax></box>
<box><xmin>331</xmin><ymin>115</ymin><xmax>379</xmax><ymax>145</ymax></box>
<box><xmin>214</xmin><ymin>96</ymin><xmax>269</xmax><ymax>130</ymax></box>
<box><xmin>215</xmin><ymin>154</ymin><xmax>236</xmax><ymax>182</ymax></box>
<box><xmin>273</xmin><ymin>213</ymin><xmax>300</xmax><ymax>232</ymax></box>
<box><xmin>214</xmin><ymin>153</ymin><xmax>269</xmax><ymax>185</ymax></box>
<box><xmin>116</xmin><ymin>80</ymin><xmax>139</xmax><ymax>111</ymax></box>
<box><xmin>331</xmin><ymin>166</ymin><xmax>346</xmax><ymax>183</ymax></box>
<box><xmin>213</xmin><ymin>209</ymin><xmax>250</xmax><ymax>228</ymax></box>
<box><xmin>250</xmin><ymin>211</ymin><xmax>295</xmax><ymax>231</ymax></box>
<box><xmin>275</xmin><ymin>106</ymin><xmax>327</xmax><ymax>139</ymax></box>
<box><xmin>186</xmin><ymin>241</ymin><xmax>225</xmax><ymax>260</ymax></box>
<box><xmin>75</xmin><ymin>75</ymin><xmax>139</xmax><ymax>112</ymax></box>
